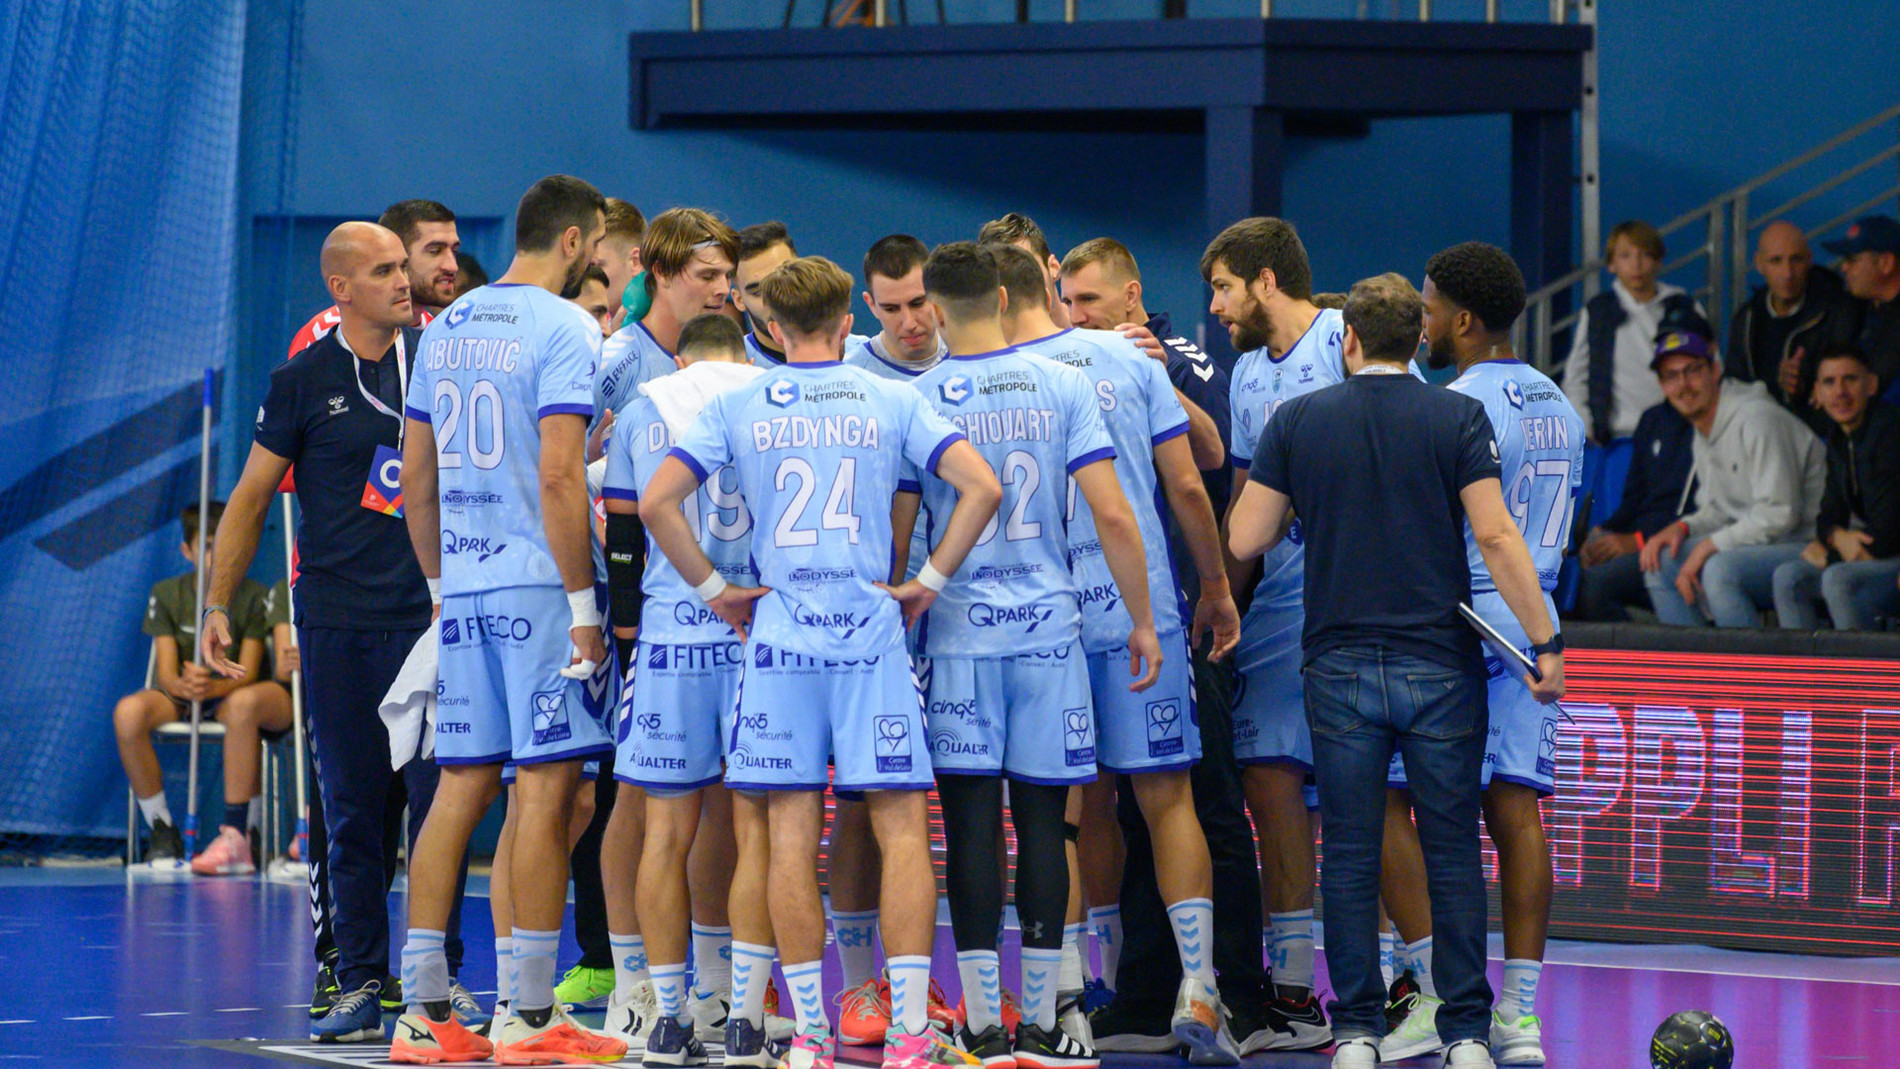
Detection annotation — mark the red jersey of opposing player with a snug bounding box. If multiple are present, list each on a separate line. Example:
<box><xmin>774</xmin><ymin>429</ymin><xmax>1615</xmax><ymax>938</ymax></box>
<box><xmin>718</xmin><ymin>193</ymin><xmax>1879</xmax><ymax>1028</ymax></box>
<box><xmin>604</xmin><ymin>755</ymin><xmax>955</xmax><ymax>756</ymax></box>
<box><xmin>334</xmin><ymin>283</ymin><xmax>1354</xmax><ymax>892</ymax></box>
<box><xmin>276</xmin><ymin>304</ymin><xmax>436</xmax><ymax>495</ymax></box>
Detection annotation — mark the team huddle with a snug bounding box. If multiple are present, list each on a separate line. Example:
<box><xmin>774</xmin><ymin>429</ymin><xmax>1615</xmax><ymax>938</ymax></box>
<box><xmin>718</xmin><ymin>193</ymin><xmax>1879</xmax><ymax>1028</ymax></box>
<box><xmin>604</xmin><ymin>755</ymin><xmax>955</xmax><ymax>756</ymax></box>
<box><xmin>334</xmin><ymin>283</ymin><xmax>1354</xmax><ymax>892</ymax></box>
<box><xmin>285</xmin><ymin>173</ymin><xmax>1579</xmax><ymax>1069</ymax></box>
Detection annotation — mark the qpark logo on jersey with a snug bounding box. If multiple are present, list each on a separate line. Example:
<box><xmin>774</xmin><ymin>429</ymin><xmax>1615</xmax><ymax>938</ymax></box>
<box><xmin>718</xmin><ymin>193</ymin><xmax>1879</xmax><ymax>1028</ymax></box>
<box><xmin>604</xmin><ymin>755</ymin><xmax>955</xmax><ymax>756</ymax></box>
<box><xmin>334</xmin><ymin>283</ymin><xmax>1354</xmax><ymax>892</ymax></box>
<box><xmin>1064</xmin><ymin>707</ymin><xmax>1095</xmax><ymax>767</ymax></box>
<box><xmin>531</xmin><ymin>690</ymin><xmax>571</xmax><ymax>746</ymax></box>
<box><xmin>766</xmin><ymin>379</ymin><xmax>800</xmax><ymax>408</ymax></box>
<box><xmin>441</xmin><ymin>530</ymin><xmax>507</xmax><ymax>562</ymax></box>
<box><xmin>444</xmin><ymin>301</ymin><xmax>472</xmax><ymax>329</ymax></box>
<box><xmin>874</xmin><ymin>715</ymin><xmax>913</xmax><ymax>773</ymax></box>
<box><xmin>1077</xmin><ymin>582</ymin><xmax>1121</xmax><ymax>614</ymax></box>
<box><xmin>966</xmin><ymin>602</ymin><xmax>1055</xmax><ymax>633</ymax></box>
<box><xmin>791</xmin><ymin>604</ymin><xmax>868</xmax><ymax>641</ymax></box>
<box><xmin>1146</xmin><ymin>699</ymin><xmax>1184</xmax><ymax>758</ymax></box>
<box><xmin>1503</xmin><ymin>378</ymin><xmax>1526</xmax><ymax>410</ymax></box>
<box><xmin>937</xmin><ymin>375</ymin><xmax>973</xmax><ymax>407</ymax></box>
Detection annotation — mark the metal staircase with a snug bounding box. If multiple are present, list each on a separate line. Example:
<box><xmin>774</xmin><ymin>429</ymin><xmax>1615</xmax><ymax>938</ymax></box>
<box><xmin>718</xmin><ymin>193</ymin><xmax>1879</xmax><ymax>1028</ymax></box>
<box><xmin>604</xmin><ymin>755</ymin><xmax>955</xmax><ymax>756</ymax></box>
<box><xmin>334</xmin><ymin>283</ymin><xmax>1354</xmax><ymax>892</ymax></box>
<box><xmin>1519</xmin><ymin>101</ymin><xmax>1900</xmax><ymax>373</ymax></box>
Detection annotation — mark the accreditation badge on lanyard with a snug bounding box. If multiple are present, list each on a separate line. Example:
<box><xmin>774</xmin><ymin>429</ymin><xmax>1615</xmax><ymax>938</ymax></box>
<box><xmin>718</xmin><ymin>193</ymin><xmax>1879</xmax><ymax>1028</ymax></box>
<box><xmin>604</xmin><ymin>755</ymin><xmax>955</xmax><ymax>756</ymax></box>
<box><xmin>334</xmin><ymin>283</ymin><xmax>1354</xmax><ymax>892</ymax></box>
<box><xmin>351</xmin><ymin>334</ymin><xmax>409</xmax><ymax>517</ymax></box>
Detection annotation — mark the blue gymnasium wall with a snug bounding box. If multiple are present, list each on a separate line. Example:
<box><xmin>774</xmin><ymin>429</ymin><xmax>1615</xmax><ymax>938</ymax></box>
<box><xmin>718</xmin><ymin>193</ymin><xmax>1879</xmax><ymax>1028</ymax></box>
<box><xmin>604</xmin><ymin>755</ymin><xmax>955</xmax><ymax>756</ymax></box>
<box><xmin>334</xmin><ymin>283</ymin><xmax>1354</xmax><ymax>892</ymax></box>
<box><xmin>2</xmin><ymin>0</ymin><xmax>1892</xmax><ymax>838</ymax></box>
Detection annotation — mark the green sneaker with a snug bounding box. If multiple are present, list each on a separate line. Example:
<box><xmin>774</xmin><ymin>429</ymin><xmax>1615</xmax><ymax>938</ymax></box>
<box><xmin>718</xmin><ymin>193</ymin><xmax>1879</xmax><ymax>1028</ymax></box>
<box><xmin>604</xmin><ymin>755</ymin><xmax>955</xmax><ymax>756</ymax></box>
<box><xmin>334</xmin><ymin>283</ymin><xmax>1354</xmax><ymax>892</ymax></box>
<box><xmin>309</xmin><ymin>960</ymin><xmax>340</xmax><ymax>1018</ymax></box>
<box><xmin>380</xmin><ymin>973</ymin><xmax>404</xmax><ymax>1012</ymax></box>
<box><xmin>553</xmin><ymin>964</ymin><xmax>615</xmax><ymax>1010</ymax></box>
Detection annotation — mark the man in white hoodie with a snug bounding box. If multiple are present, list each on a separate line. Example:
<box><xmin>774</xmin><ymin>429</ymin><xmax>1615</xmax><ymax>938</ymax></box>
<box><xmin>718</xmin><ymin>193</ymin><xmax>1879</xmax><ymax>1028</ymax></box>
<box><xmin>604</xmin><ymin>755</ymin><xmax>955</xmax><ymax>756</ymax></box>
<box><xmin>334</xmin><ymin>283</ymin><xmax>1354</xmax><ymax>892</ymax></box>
<box><xmin>1639</xmin><ymin>320</ymin><xmax>1827</xmax><ymax>627</ymax></box>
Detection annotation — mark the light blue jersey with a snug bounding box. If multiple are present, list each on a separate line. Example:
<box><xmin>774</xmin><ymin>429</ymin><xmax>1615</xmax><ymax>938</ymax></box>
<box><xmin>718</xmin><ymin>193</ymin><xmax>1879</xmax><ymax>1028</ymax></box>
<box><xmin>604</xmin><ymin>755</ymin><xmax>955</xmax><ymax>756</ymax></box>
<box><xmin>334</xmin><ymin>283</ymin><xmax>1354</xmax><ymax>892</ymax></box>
<box><xmin>671</xmin><ymin>361</ymin><xmax>965</xmax><ymax>661</ymax></box>
<box><xmin>410</xmin><ymin>283</ymin><xmax>601</xmax><ymax>596</ymax></box>
<box><xmin>910</xmin><ymin>347</ymin><xmax>1115</xmax><ymax>657</ymax></box>
<box><xmin>1016</xmin><ymin>328</ymin><xmax>1191</xmax><ymax>649</ymax></box>
<box><xmin>600</xmin><ymin>395</ymin><xmax>757</xmax><ymax>644</ymax></box>
<box><xmin>846</xmin><ymin>334</ymin><xmax>946</xmax><ymax>380</ymax></box>
<box><xmin>595</xmin><ymin>322</ymin><xmax>677</xmax><ymax>417</ymax></box>
<box><xmin>1448</xmin><ymin>359</ymin><xmax>1584</xmax><ymax>593</ymax></box>
<box><xmin>1227</xmin><ymin>309</ymin><xmax>1346</xmax><ymax>615</ymax></box>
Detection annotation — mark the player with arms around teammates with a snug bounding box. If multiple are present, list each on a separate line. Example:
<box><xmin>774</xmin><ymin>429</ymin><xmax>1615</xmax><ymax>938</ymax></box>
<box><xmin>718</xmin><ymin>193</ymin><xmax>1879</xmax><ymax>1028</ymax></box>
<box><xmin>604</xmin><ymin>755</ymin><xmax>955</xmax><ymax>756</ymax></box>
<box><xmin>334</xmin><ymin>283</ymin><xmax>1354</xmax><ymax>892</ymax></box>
<box><xmin>389</xmin><ymin>175</ymin><xmax>625</xmax><ymax>1065</ymax></box>
<box><xmin>640</xmin><ymin>255</ymin><xmax>1003</xmax><ymax>1069</ymax></box>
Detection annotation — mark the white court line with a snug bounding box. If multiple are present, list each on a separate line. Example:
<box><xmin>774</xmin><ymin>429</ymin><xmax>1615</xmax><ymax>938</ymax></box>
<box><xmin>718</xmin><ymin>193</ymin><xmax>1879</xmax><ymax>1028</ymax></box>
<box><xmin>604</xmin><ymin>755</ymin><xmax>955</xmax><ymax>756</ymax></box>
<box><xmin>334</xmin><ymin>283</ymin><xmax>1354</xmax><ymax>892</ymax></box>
<box><xmin>0</xmin><ymin>1021</ymin><xmax>31</xmax><ymax>1026</ymax></box>
<box><xmin>141</xmin><ymin>1011</ymin><xmax>188</xmax><ymax>1017</ymax></box>
<box><xmin>61</xmin><ymin>1016</ymin><xmax>109</xmax><ymax>1021</ymax></box>
<box><xmin>216</xmin><ymin>1007</ymin><xmax>260</xmax><ymax>1013</ymax></box>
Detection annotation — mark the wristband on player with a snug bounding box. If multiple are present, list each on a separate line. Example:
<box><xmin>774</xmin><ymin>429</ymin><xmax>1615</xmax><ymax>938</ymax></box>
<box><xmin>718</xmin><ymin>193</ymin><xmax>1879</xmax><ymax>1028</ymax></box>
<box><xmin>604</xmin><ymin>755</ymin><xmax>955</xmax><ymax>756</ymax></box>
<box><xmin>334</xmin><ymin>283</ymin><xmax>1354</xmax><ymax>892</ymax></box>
<box><xmin>694</xmin><ymin>571</ymin><xmax>730</xmax><ymax>603</ymax></box>
<box><xmin>917</xmin><ymin>560</ymin><xmax>950</xmax><ymax>593</ymax></box>
<box><xmin>426</xmin><ymin>577</ymin><xmax>441</xmax><ymax>606</ymax></box>
<box><xmin>567</xmin><ymin>587</ymin><xmax>601</xmax><ymax>630</ymax></box>
<box><xmin>199</xmin><ymin>604</ymin><xmax>228</xmax><ymax>628</ymax></box>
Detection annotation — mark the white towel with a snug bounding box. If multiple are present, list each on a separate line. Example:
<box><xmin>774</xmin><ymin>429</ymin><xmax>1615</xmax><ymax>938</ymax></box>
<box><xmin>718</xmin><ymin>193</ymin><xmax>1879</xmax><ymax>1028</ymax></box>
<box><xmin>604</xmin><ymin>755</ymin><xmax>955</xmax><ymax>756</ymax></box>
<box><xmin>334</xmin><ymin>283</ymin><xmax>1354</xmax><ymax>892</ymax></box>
<box><xmin>639</xmin><ymin>360</ymin><xmax>766</xmax><ymax>438</ymax></box>
<box><xmin>379</xmin><ymin>626</ymin><xmax>438</xmax><ymax>770</ymax></box>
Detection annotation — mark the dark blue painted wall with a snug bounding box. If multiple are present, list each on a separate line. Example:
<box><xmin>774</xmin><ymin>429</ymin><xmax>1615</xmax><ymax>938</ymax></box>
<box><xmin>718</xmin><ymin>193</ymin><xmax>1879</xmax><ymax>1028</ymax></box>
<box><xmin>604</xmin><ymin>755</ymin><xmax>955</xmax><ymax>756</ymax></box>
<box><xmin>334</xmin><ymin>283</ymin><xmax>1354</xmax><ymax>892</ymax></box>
<box><xmin>233</xmin><ymin>0</ymin><xmax>1900</xmax><ymax>436</ymax></box>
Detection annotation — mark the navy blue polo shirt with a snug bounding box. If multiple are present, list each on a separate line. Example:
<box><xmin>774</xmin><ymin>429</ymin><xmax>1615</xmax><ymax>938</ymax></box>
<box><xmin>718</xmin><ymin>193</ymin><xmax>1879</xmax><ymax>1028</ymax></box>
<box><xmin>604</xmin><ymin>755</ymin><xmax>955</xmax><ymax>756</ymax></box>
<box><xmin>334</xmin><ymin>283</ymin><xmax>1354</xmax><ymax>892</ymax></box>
<box><xmin>1147</xmin><ymin>312</ymin><xmax>1233</xmax><ymax>605</ymax></box>
<box><xmin>254</xmin><ymin>327</ymin><xmax>432</xmax><ymax>631</ymax></box>
<box><xmin>1250</xmin><ymin>368</ymin><xmax>1500</xmax><ymax>671</ymax></box>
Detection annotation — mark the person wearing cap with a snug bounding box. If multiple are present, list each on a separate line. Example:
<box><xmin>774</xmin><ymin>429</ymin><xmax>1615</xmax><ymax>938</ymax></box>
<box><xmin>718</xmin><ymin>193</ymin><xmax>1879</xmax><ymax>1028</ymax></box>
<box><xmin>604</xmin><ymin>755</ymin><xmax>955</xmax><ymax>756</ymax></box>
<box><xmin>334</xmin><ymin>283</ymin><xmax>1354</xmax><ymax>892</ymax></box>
<box><xmin>1638</xmin><ymin>317</ymin><xmax>1827</xmax><ymax>627</ymax></box>
<box><xmin>1725</xmin><ymin>221</ymin><xmax>1861</xmax><ymax>427</ymax></box>
<box><xmin>1825</xmin><ymin>215</ymin><xmax>1900</xmax><ymax>400</ymax></box>
<box><xmin>1771</xmin><ymin>343</ymin><xmax>1900</xmax><ymax>630</ymax></box>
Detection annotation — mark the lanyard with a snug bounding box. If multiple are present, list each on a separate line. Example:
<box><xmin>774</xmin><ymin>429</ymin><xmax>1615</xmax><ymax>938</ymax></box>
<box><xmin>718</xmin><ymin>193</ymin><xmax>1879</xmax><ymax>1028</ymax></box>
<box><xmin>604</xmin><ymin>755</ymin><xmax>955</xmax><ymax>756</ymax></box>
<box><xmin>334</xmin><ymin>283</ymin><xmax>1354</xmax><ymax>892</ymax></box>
<box><xmin>337</xmin><ymin>330</ymin><xmax>409</xmax><ymax>446</ymax></box>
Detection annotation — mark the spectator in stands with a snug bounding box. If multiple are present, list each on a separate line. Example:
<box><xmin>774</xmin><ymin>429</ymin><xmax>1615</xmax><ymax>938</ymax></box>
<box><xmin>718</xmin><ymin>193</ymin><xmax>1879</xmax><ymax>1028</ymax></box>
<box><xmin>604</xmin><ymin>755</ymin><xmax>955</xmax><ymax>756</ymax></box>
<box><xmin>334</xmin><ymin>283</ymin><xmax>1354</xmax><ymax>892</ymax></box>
<box><xmin>602</xmin><ymin>198</ymin><xmax>646</xmax><ymax>331</ymax></box>
<box><xmin>1563</xmin><ymin>220</ymin><xmax>1699</xmax><ymax>443</ymax></box>
<box><xmin>452</xmin><ymin>251</ymin><xmax>487</xmax><ymax>301</ymax></box>
<box><xmin>114</xmin><ymin>503</ymin><xmax>289</xmax><ymax>868</ymax></box>
<box><xmin>1640</xmin><ymin>320</ymin><xmax>1827</xmax><ymax>626</ymax></box>
<box><xmin>1572</xmin><ymin>396</ymin><xmax>1698</xmax><ymax>622</ymax></box>
<box><xmin>1825</xmin><ymin>215</ymin><xmax>1900</xmax><ymax>399</ymax></box>
<box><xmin>1726</xmin><ymin>221</ymin><xmax>1861</xmax><ymax>422</ymax></box>
<box><xmin>1772</xmin><ymin>344</ymin><xmax>1900</xmax><ymax>629</ymax></box>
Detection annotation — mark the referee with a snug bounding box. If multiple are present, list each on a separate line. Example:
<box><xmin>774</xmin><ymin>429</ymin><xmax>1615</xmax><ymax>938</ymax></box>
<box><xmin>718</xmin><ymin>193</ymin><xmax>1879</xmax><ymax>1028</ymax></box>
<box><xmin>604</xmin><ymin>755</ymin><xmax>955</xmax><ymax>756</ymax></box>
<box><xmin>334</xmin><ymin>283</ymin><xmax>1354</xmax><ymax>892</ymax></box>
<box><xmin>1226</xmin><ymin>274</ymin><xmax>1564</xmax><ymax>1069</ymax></box>
<box><xmin>202</xmin><ymin>221</ymin><xmax>473</xmax><ymax>1042</ymax></box>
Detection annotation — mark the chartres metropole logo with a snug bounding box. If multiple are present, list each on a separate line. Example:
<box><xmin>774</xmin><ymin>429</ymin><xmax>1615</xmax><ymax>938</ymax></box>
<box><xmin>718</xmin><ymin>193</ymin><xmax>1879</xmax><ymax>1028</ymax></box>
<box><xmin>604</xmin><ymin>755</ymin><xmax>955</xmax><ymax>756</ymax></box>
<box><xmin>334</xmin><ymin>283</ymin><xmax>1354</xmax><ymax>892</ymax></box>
<box><xmin>938</xmin><ymin>375</ymin><xmax>972</xmax><ymax>406</ymax></box>
<box><xmin>767</xmin><ymin>380</ymin><xmax>800</xmax><ymax>407</ymax></box>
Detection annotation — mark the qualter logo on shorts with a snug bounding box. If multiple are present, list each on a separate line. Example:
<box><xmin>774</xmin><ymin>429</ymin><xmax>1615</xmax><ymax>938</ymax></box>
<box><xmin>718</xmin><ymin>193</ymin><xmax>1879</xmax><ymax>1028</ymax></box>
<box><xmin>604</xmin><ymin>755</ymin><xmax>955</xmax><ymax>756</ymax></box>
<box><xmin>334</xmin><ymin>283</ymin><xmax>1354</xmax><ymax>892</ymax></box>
<box><xmin>1064</xmin><ymin>708</ymin><xmax>1095</xmax><ymax>767</ymax></box>
<box><xmin>1146</xmin><ymin>699</ymin><xmax>1184</xmax><ymax>757</ymax></box>
<box><xmin>874</xmin><ymin>715</ymin><xmax>913</xmax><ymax>773</ymax></box>
<box><xmin>531</xmin><ymin>690</ymin><xmax>571</xmax><ymax>746</ymax></box>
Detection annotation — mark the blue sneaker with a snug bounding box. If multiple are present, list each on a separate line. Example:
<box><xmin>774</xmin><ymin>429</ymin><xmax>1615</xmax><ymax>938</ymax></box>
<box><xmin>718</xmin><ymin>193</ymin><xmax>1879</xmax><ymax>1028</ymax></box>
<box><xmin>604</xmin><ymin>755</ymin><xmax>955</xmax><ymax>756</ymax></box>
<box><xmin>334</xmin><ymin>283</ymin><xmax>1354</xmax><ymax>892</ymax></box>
<box><xmin>725</xmin><ymin>1015</ymin><xmax>786</xmax><ymax>1069</ymax></box>
<box><xmin>449</xmin><ymin>981</ymin><xmax>493</xmax><ymax>1036</ymax></box>
<box><xmin>310</xmin><ymin>980</ymin><xmax>385</xmax><ymax>1043</ymax></box>
<box><xmin>1081</xmin><ymin>979</ymin><xmax>1114</xmax><ymax>1014</ymax></box>
<box><xmin>644</xmin><ymin>1014</ymin><xmax>708</xmax><ymax>1067</ymax></box>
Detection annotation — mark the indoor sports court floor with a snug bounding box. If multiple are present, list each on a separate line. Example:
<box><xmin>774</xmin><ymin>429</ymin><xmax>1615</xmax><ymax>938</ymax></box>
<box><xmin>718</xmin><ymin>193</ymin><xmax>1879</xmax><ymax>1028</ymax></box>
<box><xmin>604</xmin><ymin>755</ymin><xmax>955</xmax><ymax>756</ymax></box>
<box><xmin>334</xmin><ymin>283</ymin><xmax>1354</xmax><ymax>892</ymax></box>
<box><xmin>6</xmin><ymin>867</ymin><xmax>1894</xmax><ymax>1068</ymax></box>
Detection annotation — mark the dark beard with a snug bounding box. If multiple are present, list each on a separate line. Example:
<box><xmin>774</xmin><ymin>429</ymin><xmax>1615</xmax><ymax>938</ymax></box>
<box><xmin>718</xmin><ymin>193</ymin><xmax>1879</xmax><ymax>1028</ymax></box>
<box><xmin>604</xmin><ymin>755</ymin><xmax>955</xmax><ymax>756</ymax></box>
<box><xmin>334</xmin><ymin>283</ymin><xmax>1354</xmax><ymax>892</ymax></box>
<box><xmin>1425</xmin><ymin>333</ymin><xmax>1457</xmax><ymax>370</ymax></box>
<box><xmin>1229</xmin><ymin>311</ymin><xmax>1271</xmax><ymax>353</ymax></box>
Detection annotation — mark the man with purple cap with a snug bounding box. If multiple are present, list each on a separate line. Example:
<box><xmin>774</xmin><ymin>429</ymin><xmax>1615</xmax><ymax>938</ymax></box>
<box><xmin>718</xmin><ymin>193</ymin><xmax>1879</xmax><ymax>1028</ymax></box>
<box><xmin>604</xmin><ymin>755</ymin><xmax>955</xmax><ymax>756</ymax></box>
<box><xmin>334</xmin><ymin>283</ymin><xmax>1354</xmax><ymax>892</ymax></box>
<box><xmin>1639</xmin><ymin>312</ymin><xmax>1827</xmax><ymax>626</ymax></box>
<box><xmin>1824</xmin><ymin>215</ymin><xmax>1900</xmax><ymax>399</ymax></box>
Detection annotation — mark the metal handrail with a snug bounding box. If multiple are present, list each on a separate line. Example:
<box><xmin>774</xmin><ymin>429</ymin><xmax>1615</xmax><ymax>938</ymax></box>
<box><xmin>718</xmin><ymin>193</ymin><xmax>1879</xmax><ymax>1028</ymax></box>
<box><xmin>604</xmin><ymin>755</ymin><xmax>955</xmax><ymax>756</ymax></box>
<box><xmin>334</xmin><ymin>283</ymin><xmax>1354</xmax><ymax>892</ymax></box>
<box><xmin>1521</xmin><ymin>100</ymin><xmax>1900</xmax><ymax>373</ymax></box>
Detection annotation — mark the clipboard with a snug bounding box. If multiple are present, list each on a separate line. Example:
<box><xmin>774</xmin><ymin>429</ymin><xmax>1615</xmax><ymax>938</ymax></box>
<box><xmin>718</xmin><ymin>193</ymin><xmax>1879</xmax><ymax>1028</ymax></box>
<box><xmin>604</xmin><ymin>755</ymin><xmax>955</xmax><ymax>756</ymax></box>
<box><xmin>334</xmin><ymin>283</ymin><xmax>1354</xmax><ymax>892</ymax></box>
<box><xmin>1459</xmin><ymin>602</ymin><xmax>1572</xmax><ymax>723</ymax></box>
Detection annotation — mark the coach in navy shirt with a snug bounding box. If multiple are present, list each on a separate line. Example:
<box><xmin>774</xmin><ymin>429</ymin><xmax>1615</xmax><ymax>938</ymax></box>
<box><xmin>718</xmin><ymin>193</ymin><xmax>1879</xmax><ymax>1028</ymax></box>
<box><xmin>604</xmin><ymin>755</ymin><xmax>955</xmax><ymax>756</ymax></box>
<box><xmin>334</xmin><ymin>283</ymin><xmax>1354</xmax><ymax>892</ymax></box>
<box><xmin>1228</xmin><ymin>273</ymin><xmax>1564</xmax><ymax>1065</ymax></box>
<box><xmin>200</xmin><ymin>221</ymin><xmax>469</xmax><ymax>1037</ymax></box>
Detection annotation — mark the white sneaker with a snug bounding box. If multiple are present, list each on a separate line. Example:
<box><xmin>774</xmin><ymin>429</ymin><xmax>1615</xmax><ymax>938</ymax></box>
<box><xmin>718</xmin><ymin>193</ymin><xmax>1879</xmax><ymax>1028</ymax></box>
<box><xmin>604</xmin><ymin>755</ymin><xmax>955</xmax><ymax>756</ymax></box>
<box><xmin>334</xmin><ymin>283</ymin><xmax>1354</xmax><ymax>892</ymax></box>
<box><xmin>1444</xmin><ymin>1038</ymin><xmax>1496</xmax><ymax>1068</ymax></box>
<box><xmin>1168</xmin><ymin>977</ymin><xmax>1239</xmax><ymax>1065</ymax></box>
<box><xmin>688</xmin><ymin>989</ymin><xmax>730</xmax><ymax>1043</ymax></box>
<box><xmin>604</xmin><ymin>979</ymin><xmax>660</xmax><ymax>1050</ymax></box>
<box><xmin>1380</xmin><ymin>994</ymin><xmax>1446</xmax><ymax>1062</ymax></box>
<box><xmin>1057</xmin><ymin>993</ymin><xmax>1094</xmax><ymax>1050</ymax></box>
<box><xmin>1332</xmin><ymin>1036</ymin><xmax>1380</xmax><ymax>1069</ymax></box>
<box><xmin>1489</xmin><ymin>1012</ymin><xmax>1545</xmax><ymax>1066</ymax></box>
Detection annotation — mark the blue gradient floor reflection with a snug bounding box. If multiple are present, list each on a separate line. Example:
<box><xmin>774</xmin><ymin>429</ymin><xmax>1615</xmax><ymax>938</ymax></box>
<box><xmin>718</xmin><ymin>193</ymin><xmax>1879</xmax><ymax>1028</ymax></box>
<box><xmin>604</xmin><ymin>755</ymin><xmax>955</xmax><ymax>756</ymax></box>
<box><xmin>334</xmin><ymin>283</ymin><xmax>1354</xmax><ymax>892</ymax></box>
<box><xmin>2</xmin><ymin>868</ymin><xmax>1894</xmax><ymax>1067</ymax></box>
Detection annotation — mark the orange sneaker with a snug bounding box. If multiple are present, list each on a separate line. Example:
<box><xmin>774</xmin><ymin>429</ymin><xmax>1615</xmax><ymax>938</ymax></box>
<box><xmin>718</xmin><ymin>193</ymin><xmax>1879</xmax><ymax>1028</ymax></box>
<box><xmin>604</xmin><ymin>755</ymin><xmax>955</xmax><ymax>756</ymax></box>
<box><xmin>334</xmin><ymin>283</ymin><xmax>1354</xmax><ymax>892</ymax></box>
<box><xmin>190</xmin><ymin>825</ymin><xmax>256</xmax><ymax>876</ymax></box>
<box><xmin>957</xmin><ymin>989</ymin><xmax>1022</xmax><ymax>1036</ymax></box>
<box><xmin>839</xmin><ymin>977</ymin><xmax>892</xmax><ymax>1046</ymax></box>
<box><xmin>926</xmin><ymin>980</ymin><xmax>958</xmax><ymax>1033</ymax></box>
<box><xmin>390</xmin><ymin>1011</ymin><xmax>495</xmax><ymax>1064</ymax></box>
<box><xmin>494</xmin><ymin>1004</ymin><xmax>627</xmax><ymax>1065</ymax></box>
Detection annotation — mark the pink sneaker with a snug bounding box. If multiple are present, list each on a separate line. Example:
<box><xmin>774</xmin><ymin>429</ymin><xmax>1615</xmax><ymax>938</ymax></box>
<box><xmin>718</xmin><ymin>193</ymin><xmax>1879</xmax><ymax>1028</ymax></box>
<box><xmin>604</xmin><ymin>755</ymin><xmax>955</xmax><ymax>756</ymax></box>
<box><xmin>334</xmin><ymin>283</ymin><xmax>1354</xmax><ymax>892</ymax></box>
<box><xmin>883</xmin><ymin>1026</ymin><xmax>980</xmax><ymax>1069</ymax></box>
<box><xmin>782</xmin><ymin>1031</ymin><xmax>837</xmax><ymax>1069</ymax></box>
<box><xmin>190</xmin><ymin>825</ymin><xmax>256</xmax><ymax>876</ymax></box>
